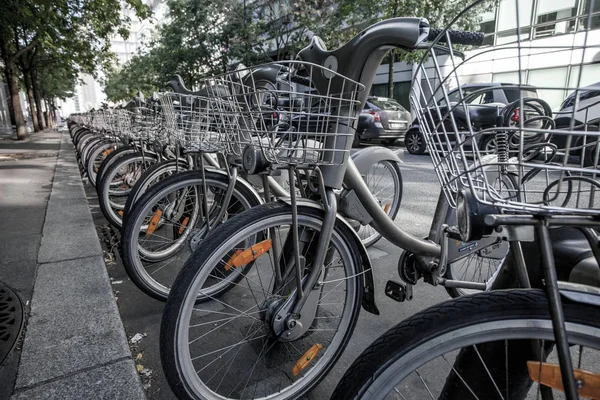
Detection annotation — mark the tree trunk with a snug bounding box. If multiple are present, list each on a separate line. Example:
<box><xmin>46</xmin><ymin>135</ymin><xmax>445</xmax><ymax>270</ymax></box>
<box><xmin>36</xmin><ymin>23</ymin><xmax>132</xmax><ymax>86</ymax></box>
<box><xmin>42</xmin><ymin>97</ymin><xmax>51</xmax><ymax>128</ymax></box>
<box><xmin>3</xmin><ymin>68</ymin><xmax>16</xmax><ymax>126</ymax></box>
<box><xmin>22</xmin><ymin>69</ymin><xmax>39</xmax><ymax>132</ymax></box>
<box><xmin>0</xmin><ymin>40</ymin><xmax>28</xmax><ymax>139</ymax></box>
<box><xmin>387</xmin><ymin>50</ymin><xmax>394</xmax><ymax>99</ymax></box>
<box><xmin>31</xmin><ymin>70</ymin><xmax>45</xmax><ymax>130</ymax></box>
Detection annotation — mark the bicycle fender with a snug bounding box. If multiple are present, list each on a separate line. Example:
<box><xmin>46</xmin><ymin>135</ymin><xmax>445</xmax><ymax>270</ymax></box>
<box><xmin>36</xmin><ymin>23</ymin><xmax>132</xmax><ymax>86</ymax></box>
<box><xmin>277</xmin><ymin>198</ymin><xmax>380</xmax><ymax>315</ymax></box>
<box><xmin>205</xmin><ymin>167</ymin><xmax>264</xmax><ymax>206</ymax></box>
<box><xmin>351</xmin><ymin>146</ymin><xmax>402</xmax><ymax>176</ymax></box>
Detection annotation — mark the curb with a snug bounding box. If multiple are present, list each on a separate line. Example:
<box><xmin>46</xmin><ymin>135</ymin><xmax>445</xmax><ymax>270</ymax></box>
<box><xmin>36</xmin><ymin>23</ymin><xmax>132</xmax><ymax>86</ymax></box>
<box><xmin>11</xmin><ymin>132</ymin><xmax>146</xmax><ymax>399</ymax></box>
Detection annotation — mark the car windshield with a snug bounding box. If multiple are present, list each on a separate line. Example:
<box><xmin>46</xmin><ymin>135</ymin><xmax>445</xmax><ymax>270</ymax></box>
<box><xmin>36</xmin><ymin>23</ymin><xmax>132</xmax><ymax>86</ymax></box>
<box><xmin>369</xmin><ymin>98</ymin><xmax>406</xmax><ymax>111</ymax></box>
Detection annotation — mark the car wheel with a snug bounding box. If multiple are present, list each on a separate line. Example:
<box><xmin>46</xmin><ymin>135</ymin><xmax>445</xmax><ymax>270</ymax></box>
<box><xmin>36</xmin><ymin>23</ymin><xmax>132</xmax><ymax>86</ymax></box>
<box><xmin>480</xmin><ymin>134</ymin><xmax>497</xmax><ymax>156</ymax></box>
<box><xmin>405</xmin><ymin>129</ymin><xmax>426</xmax><ymax>155</ymax></box>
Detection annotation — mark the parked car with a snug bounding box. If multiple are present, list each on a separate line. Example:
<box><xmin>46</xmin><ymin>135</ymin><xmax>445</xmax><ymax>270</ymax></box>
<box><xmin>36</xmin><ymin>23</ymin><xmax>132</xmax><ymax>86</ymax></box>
<box><xmin>552</xmin><ymin>82</ymin><xmax>600</xmax><ymax>166</ymax></box>
<box><xmin>404</xmin><ymin>83</ymin><xmax>539</xmax><ymax>155</ymax></box>
<box><xmin>355</xmin><ymin>97</ymin><xmax>411</xmax><ymax>146</ymax></box>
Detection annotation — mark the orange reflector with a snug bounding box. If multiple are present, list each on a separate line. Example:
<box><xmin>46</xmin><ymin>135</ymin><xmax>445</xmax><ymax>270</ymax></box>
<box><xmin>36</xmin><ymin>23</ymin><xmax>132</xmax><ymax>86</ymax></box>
<box><xmin>224</xmin><ymin>239</ymin><xmax>272</xmax><ymax>272</ymax></box>
<box><xmin>102</xmin><ymin>148</ymin><xmax>114</xmax><ymax>156</ymax></box>
<box><xmin>117</xmin><ymin>210</ymin><xmax>124</xmax><ymax>217</ymax></box>
<box><xmin>145</xmin><ymin>209</ymin><xmax>163</xmax><ymax>235</ymax></box>
<box><xmin>224</xmin><ymin>250</ymin><xmax>243</xmax><ymax>272</ymax></box>
<box><xmin>293</xmin><ymin>344</ymin><xmax>322</xmax><ymax>376</ymax></box>
<box><xmin>95</xmin><ymin>167</ymin><xmax>99</xmax><ymax>173</ymax></box>
<box><xmin>383</xmin><ymin>203</ymin><xmax>391</xmax><ymax>214</ymax></box>
<box><xmin>527</xmin><ymin>361</ymin><xmax>600</xmax><ymax>399</ymax></box>
<box><xmin>178</xmin><ymin>216</ymin><xmax>190</xmax><ymax>235</ymax></box>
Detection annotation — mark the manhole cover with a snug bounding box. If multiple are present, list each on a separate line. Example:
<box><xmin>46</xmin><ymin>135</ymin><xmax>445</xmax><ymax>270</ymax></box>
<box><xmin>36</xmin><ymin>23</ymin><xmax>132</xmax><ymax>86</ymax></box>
<box><xmin>0</xmin><ymin>282</ymin><xmax>23</xmax><ymax>366</ymax></box>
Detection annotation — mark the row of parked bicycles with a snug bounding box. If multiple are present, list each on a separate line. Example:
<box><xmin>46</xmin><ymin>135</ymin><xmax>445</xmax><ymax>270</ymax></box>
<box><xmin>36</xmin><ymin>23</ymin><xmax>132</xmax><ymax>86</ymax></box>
<box><xmin>68</xmin><ymin>2</ymin><xmax>599</xmax><ymax>399</ymax></box>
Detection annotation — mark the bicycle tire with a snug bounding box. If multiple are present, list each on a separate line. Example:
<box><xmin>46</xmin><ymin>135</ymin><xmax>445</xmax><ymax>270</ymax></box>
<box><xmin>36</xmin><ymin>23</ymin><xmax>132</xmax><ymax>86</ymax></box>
<box><xmin>97</xmin><ymin>152</ymin><xmax>158</xmax><ymax>229</ymax></box>
<box><xmin>95</xmin><ymin>145</ymin><xmax>138</xmax><ymax>191</ymax></box>
<box><xmin>122</xmin><ymin>158</ymin><xmax>190</xmax><ymax>225</ymax></box>
<box><xmin>121</xmin><ymin>169</ymin><xmax>261</xmax><ymax>301</ymax></box>
<box><xmin>358</xmin><ymin>159</ymin><xmax>403</xmax><ymax>248</ymax></box>
<box><xmin>332</xmin><ymin>289</ymin><xmax>600</xmax><ymax>400</ymax></box>
<box><xmin>160</xmin><ymin>202</ymin><xmax>364</xmax><ymax>400</ymax></box>
<box><xmin>86</xmin><ymin>140</ymin><xmax>115</xmax><ymax>187</ymax></box>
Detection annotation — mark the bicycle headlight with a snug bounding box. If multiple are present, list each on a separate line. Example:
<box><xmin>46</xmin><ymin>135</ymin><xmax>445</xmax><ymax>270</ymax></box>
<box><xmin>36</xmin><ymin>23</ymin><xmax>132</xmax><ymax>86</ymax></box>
<box><xmin>456</xmin><ymin>189</ymin><xmax>496</xmax><ymax>242</ymax></box>
<box><xmin>456</xmin><ymin>190</ymin><xmax>472</xmax><ymax>242</ymax></box>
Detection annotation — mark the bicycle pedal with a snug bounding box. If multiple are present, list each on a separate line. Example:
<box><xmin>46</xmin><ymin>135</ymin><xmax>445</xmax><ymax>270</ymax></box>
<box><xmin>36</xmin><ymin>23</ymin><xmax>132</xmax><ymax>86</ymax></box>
<box><xmin>385</xmin><ymin>280</ymin><xmax>413</xmax><ymax>302</ymax></box>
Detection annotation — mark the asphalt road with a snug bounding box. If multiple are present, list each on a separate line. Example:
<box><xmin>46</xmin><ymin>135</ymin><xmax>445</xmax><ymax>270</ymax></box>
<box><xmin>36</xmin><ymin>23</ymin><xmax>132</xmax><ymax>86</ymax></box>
<box><xmin>85</xmin><ymin>150</ymin><xmax>453</xmax><ymax>400</ymax></box>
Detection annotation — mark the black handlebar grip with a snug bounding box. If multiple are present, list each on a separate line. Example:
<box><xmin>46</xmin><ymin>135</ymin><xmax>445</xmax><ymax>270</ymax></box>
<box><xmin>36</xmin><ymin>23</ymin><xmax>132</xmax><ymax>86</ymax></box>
<box><xmin>427</xmin><ymin>28</ymin><xmax>484</xmax><ymax>46</ymax></box>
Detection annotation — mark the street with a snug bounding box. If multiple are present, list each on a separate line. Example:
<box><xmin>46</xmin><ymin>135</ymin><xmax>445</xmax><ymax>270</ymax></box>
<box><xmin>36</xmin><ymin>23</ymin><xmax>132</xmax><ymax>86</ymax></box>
<box><xmin>85</xmin><ymin>149</ymin><xmax>452</xmax><ymax>400</ymax></box>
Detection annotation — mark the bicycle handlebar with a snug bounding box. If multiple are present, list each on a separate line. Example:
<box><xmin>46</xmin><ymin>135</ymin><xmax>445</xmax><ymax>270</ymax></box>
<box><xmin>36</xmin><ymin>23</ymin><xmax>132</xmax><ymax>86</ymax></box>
<box><xmin>427</xmin><ymin>28</ymin><xmax>484</xmax><ymax>46</ymax></box>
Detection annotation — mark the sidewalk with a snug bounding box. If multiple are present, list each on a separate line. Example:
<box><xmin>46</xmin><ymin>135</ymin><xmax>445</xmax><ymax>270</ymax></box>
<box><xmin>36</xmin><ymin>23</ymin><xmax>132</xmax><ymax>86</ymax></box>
<box><xmin>0</xmin><ymin>129</ymin><xmax>145</xmax><ymax>399</ymax></box>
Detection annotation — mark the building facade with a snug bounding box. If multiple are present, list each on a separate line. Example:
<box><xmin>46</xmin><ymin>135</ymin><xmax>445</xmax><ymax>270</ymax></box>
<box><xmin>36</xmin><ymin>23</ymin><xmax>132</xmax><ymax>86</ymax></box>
<box><xmin>372</xmin><ymin>0</ymin><xmax>600</xmax><ymax>111</ymax></box>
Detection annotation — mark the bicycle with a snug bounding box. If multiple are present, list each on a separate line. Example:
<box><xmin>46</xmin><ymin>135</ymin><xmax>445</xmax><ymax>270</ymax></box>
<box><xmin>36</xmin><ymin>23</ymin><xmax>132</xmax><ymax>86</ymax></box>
<box><xmin>119</xmin><ymin>77</ymin><xmax>404</xmax><ymax>301</ymax></box>
<box><xmin>329</xmin><ymin>1</ymin><xmax>600</xmax><ymax>398</ymax></box>
<box><xmin>156</xmin><ymin>15</ymin><xmax>533</xmax><ymax>399</ymax></box>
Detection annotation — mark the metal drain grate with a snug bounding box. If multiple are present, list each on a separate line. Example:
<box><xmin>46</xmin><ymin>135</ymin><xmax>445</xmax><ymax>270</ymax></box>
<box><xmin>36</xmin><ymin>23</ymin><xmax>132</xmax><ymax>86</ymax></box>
<box><xmin>0</xmin><ymin>282</ymin><xmax>23</xmax><ymax>366</ymax></box>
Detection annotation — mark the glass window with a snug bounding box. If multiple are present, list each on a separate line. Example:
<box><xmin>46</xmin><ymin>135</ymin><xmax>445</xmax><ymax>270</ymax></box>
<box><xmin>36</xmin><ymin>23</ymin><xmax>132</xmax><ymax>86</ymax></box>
<box><xmin>580</xmin><ymin>0</ymin><xmax>600</xmax><ymax>29</ymax></box>
<box><xmin>371</xmin><ymin>84</ymin><xmax>387</xmax><ymax>98</ymax></box>
<box><xmin>569</xmin><ymin>64</ymin><xmax>600</xmax><ymax>89</ymax></box>
<box><xmin>496</xmin><ymin>28</ymin><xmax>531</xmax><ymax>44</ymax></box>
<box><xmin>534</xmin><ymin>0</ymin><xmax>577</xmax><ymax>37</ymax></box>
<box><xmin>527</xmin><ymin>67</ymin><xmax>569</xmax><ymax>110</ymax></box>
<box><xmin>368</xmin><ymin>98</ymin><xmax>407</xmax><ymax>112</ymax></box>
<box><xmin>393</xmin><ymin>81</ymin><xmax>411</xmax><ymax>110</ymax></box>
<box><xmin>497</xmin><ymin>0</ymin><xmax>533</xmax><ymax>31</ymax></box>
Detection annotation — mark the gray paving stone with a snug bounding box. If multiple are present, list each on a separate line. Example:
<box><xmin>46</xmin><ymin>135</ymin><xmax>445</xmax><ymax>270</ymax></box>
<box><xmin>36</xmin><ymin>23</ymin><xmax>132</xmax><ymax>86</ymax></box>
<box><xmin>44</xmin><ymin>201</ymin><xmax>94</xmax><ymax>226</ymax></box>
<box><xmin>37</xmin><ymin>221</ymin><xmax>102</xmax><ymax>264</ymax></box>
<box><xmin>11</xmin><ymin>359</ymin><xmax>146</xmax><ymax>400</ymax></box>
<box><xmin>15</xmin><ymin>255</ymin><xmax>131</xmax><ymax>389</ymax></box>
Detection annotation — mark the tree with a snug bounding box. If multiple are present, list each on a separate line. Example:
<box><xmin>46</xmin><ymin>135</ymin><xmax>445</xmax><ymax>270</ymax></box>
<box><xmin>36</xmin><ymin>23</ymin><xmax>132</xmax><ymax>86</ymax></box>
<box><xmin>0</xmin><ymin>0</ymin><xmax>151</xmax><ymax>138</ymax></box>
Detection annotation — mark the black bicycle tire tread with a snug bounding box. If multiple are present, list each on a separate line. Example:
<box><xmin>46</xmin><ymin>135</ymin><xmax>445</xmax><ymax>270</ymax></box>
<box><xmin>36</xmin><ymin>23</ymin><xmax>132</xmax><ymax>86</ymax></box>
<box><xmin>331</xmin><ymin>289</ymin><xmax>599</xmax><ymax>400</ymax></box>
<box><xmin>160</xmin><ymin>202</ymin><xmax>364</xmax><ymax>400</ymax></box>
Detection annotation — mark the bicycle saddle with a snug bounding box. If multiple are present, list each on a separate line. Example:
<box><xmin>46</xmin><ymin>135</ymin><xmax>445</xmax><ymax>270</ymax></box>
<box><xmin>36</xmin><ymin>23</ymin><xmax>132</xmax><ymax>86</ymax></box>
<box><xmin>167</xmin><ymin>74</ymin><xmax>229</xmax><ymax>98</ymax></box>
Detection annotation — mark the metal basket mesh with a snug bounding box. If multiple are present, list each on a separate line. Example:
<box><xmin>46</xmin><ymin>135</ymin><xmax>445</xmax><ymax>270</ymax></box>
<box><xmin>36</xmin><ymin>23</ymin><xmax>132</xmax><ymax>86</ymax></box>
<box><xmin>201</xmin><ymin>61</ymin><xmax>363</xmax><ymax>167</ymax></box>
<box><xmin>411</xmin><ymin>1</ymin><xmax>600</xmax><ymax>216</ymax></box>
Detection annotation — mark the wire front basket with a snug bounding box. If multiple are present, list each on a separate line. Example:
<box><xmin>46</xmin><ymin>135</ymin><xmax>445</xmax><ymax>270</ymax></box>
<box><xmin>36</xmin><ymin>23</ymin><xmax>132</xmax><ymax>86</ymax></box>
<box><xmin>410</xmin><ymin>0</ymin><xmax>600</xmax><ymax>216</ymax></box>
<box><xmin>201</xmin><ymin>61</ymin><xmax>363</xmax><ymax>167</ymax></box>
<box><xmin>156</xmin><ymin>92</ymin><xmax>223</xmax><ymax>152</ymax></box>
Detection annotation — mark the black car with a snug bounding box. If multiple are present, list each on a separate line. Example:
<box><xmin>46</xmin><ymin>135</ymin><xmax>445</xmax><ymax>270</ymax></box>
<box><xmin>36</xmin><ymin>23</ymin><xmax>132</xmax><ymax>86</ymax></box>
<box><xmin>552</xmin><ymin>82</ymin><xmax>600</xmax><ymax>166</ymax></box>
<box><xmin>405</xmin><ymin>83</ymin><xmax>539</xmax><ymax>155</ymax></box>
<box><xmin>355</xmin><ymin>97</ymin><xmax>411</xmax><ymax>146</ymax></box>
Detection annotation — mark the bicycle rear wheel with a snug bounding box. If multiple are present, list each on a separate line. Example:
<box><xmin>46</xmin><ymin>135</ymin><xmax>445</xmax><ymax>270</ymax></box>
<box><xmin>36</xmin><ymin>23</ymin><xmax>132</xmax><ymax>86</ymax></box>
<box><xmin>161</xmin><ymin>202</ymin><xmax>364</xmax><ymax>400</ymax></box>
<box><xmin>357</xmin><ymin>160</ymin><xmax>403</xmax><ymax>248</ymax></box>
<box><xmin>332</xmin><ymin>289</ymin><xmax>600</xmax><ymax>400</ymax></box>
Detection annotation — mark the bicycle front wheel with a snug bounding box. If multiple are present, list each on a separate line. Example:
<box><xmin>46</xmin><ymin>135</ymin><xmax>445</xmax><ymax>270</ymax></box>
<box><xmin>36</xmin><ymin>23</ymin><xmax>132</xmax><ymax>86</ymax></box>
<box><xmin>161</xmin><ymin>202</ymin><xmax>364</xmax><ymax>400</ymax></box>
<box><xmin>332</xmin><ymin>289</ymin><xmax>600</xmax><ymax>400</ymax></box>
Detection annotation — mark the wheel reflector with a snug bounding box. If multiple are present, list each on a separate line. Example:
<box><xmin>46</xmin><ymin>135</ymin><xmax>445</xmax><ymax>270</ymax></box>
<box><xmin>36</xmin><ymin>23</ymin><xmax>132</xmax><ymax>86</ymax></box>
<box><xmin>224</xmin><ymin>239</ymin><xmax>272</xmax><ymax>271</ymax></box>
<box><xmin>527</xmin><ymin>361</ymin><xmax>600</xmax><ymax>398</ymax></box>
<box><xmin>293</xmin><ymin>344</ymin><xmax>322</xmax><ymax>376</ymax></box>
<box><xmin>146</xmin><ymin>209</ymin><xmax>163</xmax><ymax>235</ymax></box>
